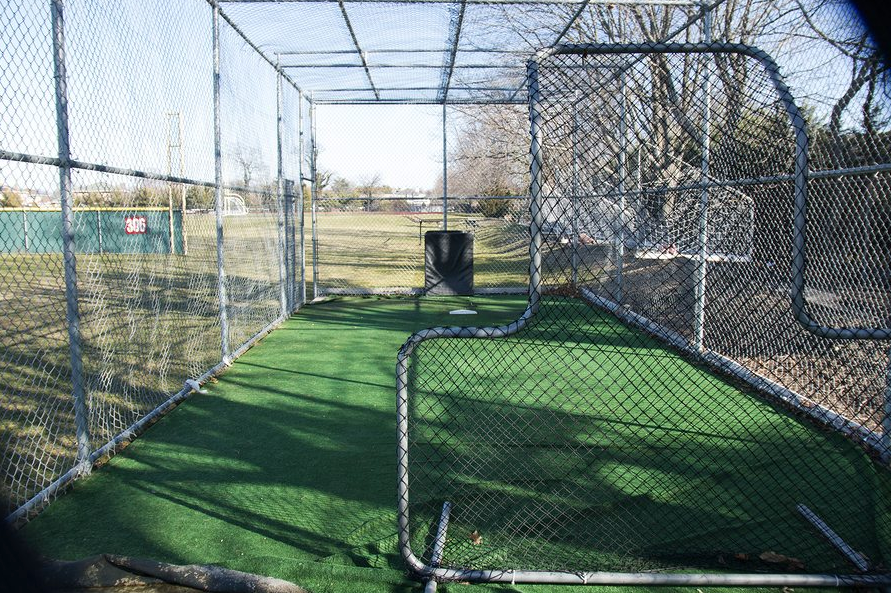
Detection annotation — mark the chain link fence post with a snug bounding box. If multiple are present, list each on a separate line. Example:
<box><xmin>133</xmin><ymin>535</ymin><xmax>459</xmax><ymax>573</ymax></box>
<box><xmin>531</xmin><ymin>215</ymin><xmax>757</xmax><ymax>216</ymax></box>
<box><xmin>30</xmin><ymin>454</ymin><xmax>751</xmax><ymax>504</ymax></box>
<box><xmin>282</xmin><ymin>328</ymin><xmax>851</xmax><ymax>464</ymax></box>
<box><xmin>51</xmin><ymin>0</ymin><xmax>91</xmax><ymax>471</ymax></box>
<box><xmin>442</xmin><ymin>103</ymin><xmax>448</xmax><ymax>231</ymax></box>
<box><xmin>692</xmin><ymin>6</ymin><xmax>713</xmax><ymax>351</ymax></box>
<box><xmin>298</xmin><ymin>92</ymin><xmax>307</xmax><ymax>306</ymax></box>
<box><xmin>310</xmin><ymin>99</ymin><xmax>319</xmax><ymax>299</ymax></box>
<box><xmin>615</xmin><ymin>71</ymin><xmax>627</xmax><ymax>302</ymax></box>
<box><xmin>527</xmin><ymin>58</ymin><xmax>544</xmax><ymax>313</ymax></box>
<box><xmin>570</xmin><ymin>100</ymin><xmax>579</xmax><ymax>286</ymax></box>
<box><xmin>283</xmin><ymin>178</ymin><xmax>296</xmax><ymax>311</ymax></box>
<box><xmin>884</xmin><ymin>348</ymin><xmax>891</xmax><ymax>457</ymax></box>
<box><xmin>212</xmin><ymin>3</ymin><xmax>230</xmax><ymax>363</ymax></box>
<box><xmin>275</xmin><ymin>64</ymin><xmax>288</xmax><ymax>318</ymax></box>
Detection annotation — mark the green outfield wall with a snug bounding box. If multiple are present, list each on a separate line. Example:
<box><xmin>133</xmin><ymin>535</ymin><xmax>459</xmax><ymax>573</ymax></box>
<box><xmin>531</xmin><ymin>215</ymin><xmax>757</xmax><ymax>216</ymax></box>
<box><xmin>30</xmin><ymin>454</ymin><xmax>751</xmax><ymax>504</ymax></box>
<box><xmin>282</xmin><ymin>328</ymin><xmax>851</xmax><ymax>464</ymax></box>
<box><xmin>0</xmin><ymin>208</ymin><xmax>184</xmax><ymax>254</ymax></box>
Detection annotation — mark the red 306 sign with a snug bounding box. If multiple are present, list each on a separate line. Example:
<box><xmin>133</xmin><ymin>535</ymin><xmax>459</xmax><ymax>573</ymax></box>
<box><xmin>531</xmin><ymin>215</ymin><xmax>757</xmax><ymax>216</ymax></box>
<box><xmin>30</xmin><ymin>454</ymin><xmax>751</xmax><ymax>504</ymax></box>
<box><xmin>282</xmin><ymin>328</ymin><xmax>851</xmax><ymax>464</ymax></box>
<box><xmin>125</xmin><ymin>215</ymin><xmax>147</xmax><ymax>235</ymax></box>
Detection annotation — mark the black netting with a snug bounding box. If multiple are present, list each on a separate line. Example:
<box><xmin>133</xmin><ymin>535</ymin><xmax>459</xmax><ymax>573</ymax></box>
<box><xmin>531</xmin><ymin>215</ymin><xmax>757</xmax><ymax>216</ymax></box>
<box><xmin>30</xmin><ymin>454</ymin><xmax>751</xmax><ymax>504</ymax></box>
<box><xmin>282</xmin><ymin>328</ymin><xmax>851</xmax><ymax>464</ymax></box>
<box><xmin>398</xmin><ymin>44</ymin><xmax>890</xmax><ymax>582</ymax></box>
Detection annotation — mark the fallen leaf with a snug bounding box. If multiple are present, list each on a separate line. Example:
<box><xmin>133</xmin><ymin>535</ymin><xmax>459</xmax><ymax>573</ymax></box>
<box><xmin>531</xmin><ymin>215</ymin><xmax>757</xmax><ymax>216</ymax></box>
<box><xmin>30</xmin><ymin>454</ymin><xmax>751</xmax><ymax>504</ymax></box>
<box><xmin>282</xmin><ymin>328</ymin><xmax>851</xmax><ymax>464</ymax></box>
<box><xmin>782</xmin><ymin>588</ymin><xmax>795</xmax><ymax>593</ymax></box>
<box><xmin>469</xmin><ymin>530</ymin><xmax>482</xmax><ymax>545</ymax></box>
<box><xmin>733</xmin><ymin>553</ymin><xmax>749</xmax><ymax>561</ymax></box>
<box><xmin>760</xmin><ymin>551</ymin><xmax>805</xmax><ymax>570</ymax></box>
<box><xmin>759</xmin><ymin>551</ymin><xmax>786</xmax><ymax>563</ymax></box>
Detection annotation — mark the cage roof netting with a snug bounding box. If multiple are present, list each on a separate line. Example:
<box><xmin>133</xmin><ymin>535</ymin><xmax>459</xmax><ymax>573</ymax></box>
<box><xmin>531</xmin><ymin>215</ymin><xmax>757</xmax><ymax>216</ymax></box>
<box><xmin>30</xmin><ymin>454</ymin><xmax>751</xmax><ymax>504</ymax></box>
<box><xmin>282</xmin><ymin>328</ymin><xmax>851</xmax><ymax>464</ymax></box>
<box><xmin>218</xmin><ymin>0</ymin><xmax>716</xmax><ymax>104</ymax></box>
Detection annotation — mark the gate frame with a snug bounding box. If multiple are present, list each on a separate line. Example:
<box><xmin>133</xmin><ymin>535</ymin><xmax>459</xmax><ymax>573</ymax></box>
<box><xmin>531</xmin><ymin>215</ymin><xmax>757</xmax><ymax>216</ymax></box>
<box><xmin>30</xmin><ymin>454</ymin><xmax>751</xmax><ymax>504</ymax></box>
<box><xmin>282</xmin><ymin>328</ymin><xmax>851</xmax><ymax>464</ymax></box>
<box><xmin>395</xmin><ymin>42</ymin><xmax>891</xmax><ymax>588</ymax></box>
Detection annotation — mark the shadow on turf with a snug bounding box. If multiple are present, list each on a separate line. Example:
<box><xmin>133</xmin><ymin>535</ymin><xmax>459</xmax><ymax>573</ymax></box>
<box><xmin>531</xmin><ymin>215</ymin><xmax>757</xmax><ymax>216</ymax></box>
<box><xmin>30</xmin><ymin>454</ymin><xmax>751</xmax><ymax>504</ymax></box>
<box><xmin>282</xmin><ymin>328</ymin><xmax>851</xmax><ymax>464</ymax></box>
<box><xmin>19</xmin><ymin>295</ymin><xmax>888</xmax><ymax>587</ymax></box>
<box><xmin>403</xmin><ymin>309</ymin><xmax>886</xmax><ymax>576</ymax></box>
<box><xmin>80</xmin><ymin>375</ymin><xmax>404</xmax><ymax>570</ymax></box>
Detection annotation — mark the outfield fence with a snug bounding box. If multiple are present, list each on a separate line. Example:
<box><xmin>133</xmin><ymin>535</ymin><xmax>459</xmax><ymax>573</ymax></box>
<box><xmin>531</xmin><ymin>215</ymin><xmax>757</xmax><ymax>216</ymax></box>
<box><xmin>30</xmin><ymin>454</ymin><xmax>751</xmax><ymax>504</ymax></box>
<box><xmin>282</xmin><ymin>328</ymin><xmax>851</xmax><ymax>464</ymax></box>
<box><xmin>0</xmin><ymin>208</ymin><xmax>185</xmax><ymax>254</ymax></box>
<box><xmin>0</xmin><ymin>0</ymin><xmax>307</xmax><ymax>521</ymax></box>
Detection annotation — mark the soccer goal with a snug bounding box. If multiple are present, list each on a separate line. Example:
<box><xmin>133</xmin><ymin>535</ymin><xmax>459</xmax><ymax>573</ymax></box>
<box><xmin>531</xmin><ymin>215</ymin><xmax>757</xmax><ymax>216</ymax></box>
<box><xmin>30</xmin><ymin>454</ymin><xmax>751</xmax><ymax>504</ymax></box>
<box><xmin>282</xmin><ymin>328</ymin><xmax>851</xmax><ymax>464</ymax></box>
<box><xmin>223</xmin><ymin>193</ymin><xmax>248</xmax><ymax>216</ymax></box>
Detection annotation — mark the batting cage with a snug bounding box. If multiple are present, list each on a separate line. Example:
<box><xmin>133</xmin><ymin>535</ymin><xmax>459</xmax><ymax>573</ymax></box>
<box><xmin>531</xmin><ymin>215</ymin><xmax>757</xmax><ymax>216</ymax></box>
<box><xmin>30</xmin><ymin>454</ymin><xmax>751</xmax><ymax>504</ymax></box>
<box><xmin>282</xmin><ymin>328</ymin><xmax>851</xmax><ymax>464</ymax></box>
<box><xmin>2</xmin><ymin>0</ymin><xmax>890</xmax><ymax>590</ymax></box>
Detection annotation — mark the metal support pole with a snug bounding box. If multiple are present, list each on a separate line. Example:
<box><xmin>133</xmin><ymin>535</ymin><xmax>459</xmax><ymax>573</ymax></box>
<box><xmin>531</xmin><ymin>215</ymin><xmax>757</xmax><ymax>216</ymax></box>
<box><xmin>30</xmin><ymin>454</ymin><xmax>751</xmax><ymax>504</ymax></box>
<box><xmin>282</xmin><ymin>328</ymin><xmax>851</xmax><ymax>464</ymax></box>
<box><xmin>212</xmin><ymin>4</ymin><xmax>230</xmax><ymax>362</ymax></box>
<box><xmin>51</xmin><ymin>0</ymin><xmax>91</xmax><ymax>470</ymax></box>
<box><xmin>166</xmin><ymin>115</ymin><xmax>175</xmax><ymax>255</ymax></box>
<box><xmin>692</xmin><ymin>8</ymin><xmax>712</xmax><ymax>352</ymax></box>
<box><xmin>283</xmin><ymin>179</ymin><xmax>295</xmax><ymax>310</ymax></box>
<box><xmin>310</xmin><ymin>99</ymin><xmax>319</xmax><ymax>298</ymax></box>
<box><xmin>275</xmin><ymin>64</ymin><xmax>288</xmax><ymax>318</ymax></box>
<box><xmin>96</xmin><ymin>210</ymin><xmax>102</xmax><ymax>253</ymax></box>
<box><xmin>298</xmin><ymin>92</ymin><xmax>306</xmax><ymax>306</ymax></box>
<box><xmin>637</xmin><ymin>144</ymin><xmax>642</xmax><ymax>193</ymax></box>
<box><xmin>22</xmin><ymin>210</ymin><xmax>29</xmax><ymax>252</ymax></box>
<box><xmin>527</xmin><ymin>60</ymin><xmax>544</xmax><ymax>312</ymax></box>
<box><xmin>570</xmin><ymin>100</ymin><xmax>579</xmax><ymax>285</ymax></box>
<box><xmin>442</xmin><ymin>103</ymin><xmax>448</xmax><ymax>231</ymax></box>
<box><xmin>168</xmin><ymin>188</ymin><xmax>175</xmax><ymax>254</ymax></box>
<box><xmin>423</xmin><ymin>501</ymin><xmax>453</xmax><ymax>593</ymax></box>
<box><xmin>883</xmin><ymin>347</ymin><xmax>891</xmax><ymax>459</ymax></box>
<box><xmin>616</xmin><ymin>71</ymin><xmax>627</xmax><ymax>303</ymax></box>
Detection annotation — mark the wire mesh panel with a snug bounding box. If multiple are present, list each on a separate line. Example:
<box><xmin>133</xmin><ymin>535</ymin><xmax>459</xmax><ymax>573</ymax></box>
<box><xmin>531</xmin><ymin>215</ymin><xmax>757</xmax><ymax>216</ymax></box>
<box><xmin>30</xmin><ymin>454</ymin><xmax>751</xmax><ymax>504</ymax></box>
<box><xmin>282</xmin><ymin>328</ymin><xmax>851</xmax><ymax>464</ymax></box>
<box><xmin>397</xmin><ymin>42</ymin><xmax>891</xmax><ymax>587</ymax></box>
<box><xmin>218</xmin><ymin>15</ymin><xmax>287</xmax><ymax>348</ymax></box>
<box><xmin>281</xmin><ymin>82</ymin><xmax>306</xmax><ymax>308</ymax></box>
<box><xmin>0</xmin><ymin>0</ymin><xmax>75</xmax><ymax>515</ymax></box>
<box><xmin>448</xmin><ymin>197</ymin><xmax>529</xmax><ymax>292</ymax></box>
<box><xmin>312</xmin><ymin>103</ymin><xmax>530</xmax><ymax>294</ymax></box>
<box><xmin>64</xmin><ymin>0</ymin><xmax>221</xmax><ymax>459</ymax></box>
<box><xmin>315</xmin><ymin>198</ymin><xmax>429</xmax><ymax>295</ymax></box>
<box><xmin>0</xmin><ymin>0</ymin><xmax>301</xmax><ymax>521</ymax></box>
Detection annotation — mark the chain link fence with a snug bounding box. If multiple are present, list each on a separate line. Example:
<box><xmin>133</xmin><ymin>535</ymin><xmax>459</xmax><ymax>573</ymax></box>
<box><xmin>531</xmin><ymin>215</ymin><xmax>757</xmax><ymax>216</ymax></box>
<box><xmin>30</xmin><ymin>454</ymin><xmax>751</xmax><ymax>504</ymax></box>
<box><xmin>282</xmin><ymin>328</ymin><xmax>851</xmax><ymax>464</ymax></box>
<box><xmin>3</xmin><ymin>0</ymin><xmax>891</xmax><ymax>587</ymax></box>
<box><xmin>0</xmin><ymin>0</ymin><xmax>306</xmax><ymax>521</ymax></box>
<box><xmin>398</xmin><ymin>27</ymin><xmax>891</xmax><ymax>593</ymax></box>
<box><xmin>309</xmin><ymin>103</ymin><xmax>531</xmax><ymax>296</ymax></box>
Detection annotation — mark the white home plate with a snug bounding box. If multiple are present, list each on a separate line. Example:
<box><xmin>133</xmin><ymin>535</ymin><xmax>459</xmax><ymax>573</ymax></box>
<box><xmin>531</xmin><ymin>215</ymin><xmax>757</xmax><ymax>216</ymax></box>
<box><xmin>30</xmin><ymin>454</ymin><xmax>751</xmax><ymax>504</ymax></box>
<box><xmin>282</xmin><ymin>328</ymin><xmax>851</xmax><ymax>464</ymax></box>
<box><xmin>449</xmin><ymin>309</ymin><xmax>477</xmax><ymax>315</ymax></box>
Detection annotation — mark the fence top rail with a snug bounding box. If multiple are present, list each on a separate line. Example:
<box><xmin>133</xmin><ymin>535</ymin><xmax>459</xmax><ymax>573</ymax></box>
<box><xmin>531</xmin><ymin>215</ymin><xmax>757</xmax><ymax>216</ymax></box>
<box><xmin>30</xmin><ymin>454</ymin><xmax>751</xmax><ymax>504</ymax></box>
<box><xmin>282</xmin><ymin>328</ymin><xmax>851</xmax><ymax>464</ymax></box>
<box><xmin>317</xmin><ymin>195</ymin><xmax>530</xmax><ymax>202</ymax></box>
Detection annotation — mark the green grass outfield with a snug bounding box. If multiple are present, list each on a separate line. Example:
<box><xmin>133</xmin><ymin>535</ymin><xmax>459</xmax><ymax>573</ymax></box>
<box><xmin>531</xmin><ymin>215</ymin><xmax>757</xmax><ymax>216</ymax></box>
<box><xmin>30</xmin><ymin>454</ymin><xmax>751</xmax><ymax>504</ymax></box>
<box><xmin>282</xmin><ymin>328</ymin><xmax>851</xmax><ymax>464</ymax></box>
<box><xmin>314</xmin><ymin>210</ymin><xmax>529</xmax><ymax>292</ymax></box>
<box><xmin>19</xmin><ymin>296</ymin><xmax>888</xmax><ymax>592</ymax></box>
<box><xmin>0</xmin><ymin>212</ymin><xmax>286</xmax><ymax>513</ymax></box>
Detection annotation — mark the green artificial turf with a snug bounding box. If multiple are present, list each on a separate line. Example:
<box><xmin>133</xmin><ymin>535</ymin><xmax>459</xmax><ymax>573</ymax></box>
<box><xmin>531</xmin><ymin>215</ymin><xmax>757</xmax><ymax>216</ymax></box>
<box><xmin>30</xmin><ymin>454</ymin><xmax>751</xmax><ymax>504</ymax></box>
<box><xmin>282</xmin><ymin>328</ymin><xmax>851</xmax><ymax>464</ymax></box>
<box><xmin>19</xmin><ymin>296</ymin><xmax>886</xmax><ymax>593</ymax></box>
<box><xmin>406</xmin><ymin>299</ymin><xmax>890</xmax><ymax>576</ymax></box>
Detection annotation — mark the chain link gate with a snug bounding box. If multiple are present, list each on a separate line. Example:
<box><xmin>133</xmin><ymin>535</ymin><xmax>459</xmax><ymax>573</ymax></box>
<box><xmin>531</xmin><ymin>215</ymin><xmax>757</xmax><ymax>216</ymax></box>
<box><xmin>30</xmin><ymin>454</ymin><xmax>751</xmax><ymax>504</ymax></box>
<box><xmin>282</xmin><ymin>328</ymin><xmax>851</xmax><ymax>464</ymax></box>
<box><xmin>397</xmin><ymin>42</ymin><xmax>891</xmax><ymax>588</ymax></box>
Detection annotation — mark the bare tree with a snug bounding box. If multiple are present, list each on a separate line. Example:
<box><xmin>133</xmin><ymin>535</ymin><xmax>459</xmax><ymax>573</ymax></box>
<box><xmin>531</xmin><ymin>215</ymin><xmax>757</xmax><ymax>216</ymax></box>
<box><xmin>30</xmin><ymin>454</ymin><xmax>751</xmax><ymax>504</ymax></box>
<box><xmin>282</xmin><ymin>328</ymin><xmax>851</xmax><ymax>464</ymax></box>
<box><xmin>446</xmin><ymin>105</ymin><xmax>529</xmax><ymax>198</ymax></box>
<box><xmin>357</xmin><ymin>172</ymin><xmax>383</xmax><ymax>211</ymax></box>
<box><xmin>315</xmin><ymin>168</ymin><xmax>334</xmax><ymax>193</ymax></box>
<box><xmin>233</xmin><ymin>146</ymin><xmax>262</xmax><ymax>188</ymax></box>
<box><xmin>791</xmin><ymin>0</ymin><xmax>889</xmax><ymax>164</ymax></box>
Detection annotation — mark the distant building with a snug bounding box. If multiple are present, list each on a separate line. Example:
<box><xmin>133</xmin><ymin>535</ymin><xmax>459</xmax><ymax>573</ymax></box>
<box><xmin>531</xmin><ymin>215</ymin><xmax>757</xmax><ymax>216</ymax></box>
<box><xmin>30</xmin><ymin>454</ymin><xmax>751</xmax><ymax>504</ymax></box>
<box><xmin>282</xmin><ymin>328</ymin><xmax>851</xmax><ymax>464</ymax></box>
<box><xmin>406</xmin><ymin>198</ymin><xmax>432</xmax><ymax>212</ymax></box>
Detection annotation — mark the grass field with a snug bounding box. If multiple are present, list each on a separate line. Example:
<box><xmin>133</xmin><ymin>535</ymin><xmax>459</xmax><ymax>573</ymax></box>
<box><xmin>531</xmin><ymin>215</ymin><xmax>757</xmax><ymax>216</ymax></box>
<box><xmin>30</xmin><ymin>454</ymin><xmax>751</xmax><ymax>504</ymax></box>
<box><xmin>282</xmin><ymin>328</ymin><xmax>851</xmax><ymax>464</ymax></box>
<box><xmin>314</xmin><ymin>209</ymin><xmax>529</xmax><ymax>293</ymax></box>
<box><xmin>1</xmin><ymin>211</ymin><xmax>286</xmax><ymax>514</ymax></box>
<box><xmin>18</xmin><ymin>296</ymin><xmax>889</xmax><ymax>592</ymax></box>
